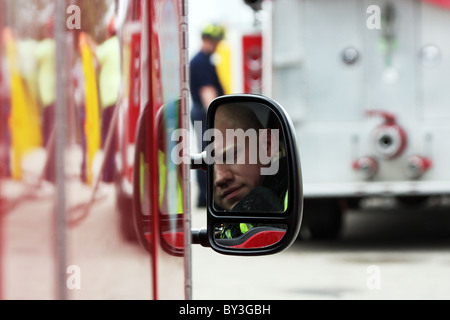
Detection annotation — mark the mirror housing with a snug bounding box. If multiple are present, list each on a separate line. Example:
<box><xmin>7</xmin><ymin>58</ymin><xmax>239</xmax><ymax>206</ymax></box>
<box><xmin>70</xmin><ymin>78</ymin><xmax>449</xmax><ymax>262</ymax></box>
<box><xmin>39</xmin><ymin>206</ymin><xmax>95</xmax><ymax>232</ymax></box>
<box><xmin>203</xmin><ymin>94</ymin><xmax>303</xmax><ymax>256</ymax></box>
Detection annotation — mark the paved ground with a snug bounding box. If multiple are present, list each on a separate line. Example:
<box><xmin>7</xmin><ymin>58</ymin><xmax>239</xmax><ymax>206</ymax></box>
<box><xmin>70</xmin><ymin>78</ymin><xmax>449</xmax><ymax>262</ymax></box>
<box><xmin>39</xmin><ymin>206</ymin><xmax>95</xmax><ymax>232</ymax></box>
<box><xmin>2</xmin><ymin>148</ymin><xmax>450</xmax><ymax>300</ymax></box>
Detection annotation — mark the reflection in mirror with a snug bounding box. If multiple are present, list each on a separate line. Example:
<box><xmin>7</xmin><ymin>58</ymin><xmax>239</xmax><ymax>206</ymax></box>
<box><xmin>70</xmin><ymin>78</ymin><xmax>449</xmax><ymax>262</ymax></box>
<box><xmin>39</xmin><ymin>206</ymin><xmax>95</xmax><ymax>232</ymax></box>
<box><xmin>212</xmin><ymin>102</ymin><xmax>288</xmax><ymax>214</ymax></box>
<box><xmin>214</xmin><ymin>223</ymin><xmax>287</xmax><ymax>249</ymax></box>
<box><xmin>155</xmin><ymin>102</ymin><xmax>186</xmax><ymax>256</ymax></box>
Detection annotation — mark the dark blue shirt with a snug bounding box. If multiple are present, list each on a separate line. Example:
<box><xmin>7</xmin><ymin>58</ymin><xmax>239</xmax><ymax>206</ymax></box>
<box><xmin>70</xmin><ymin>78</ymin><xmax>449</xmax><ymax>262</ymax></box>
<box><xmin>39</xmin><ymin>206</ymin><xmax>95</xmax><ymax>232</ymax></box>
<box><xmin>190</xmin><ymin>51</ymin><xmax>224</xmax><ymax>109</ymax></box>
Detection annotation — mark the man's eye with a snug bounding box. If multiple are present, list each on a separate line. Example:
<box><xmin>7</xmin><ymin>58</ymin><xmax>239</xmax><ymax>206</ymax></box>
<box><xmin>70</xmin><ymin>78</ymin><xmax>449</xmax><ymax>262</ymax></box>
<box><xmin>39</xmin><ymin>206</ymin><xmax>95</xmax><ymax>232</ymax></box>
<box><xmin>215</xmin><ymin>150</ymin><xmax>226</xmax><ymax>163</ymax></box>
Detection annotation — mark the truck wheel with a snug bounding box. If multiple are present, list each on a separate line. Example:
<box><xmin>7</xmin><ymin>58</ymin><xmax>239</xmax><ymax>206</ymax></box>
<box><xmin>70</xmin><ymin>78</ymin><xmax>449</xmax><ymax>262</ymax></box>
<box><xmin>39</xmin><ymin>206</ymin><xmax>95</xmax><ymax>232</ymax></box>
<box><xmin>299</xmin><ymin>198</ymin><xmax>343</xmax><ymax>240</ymax></box>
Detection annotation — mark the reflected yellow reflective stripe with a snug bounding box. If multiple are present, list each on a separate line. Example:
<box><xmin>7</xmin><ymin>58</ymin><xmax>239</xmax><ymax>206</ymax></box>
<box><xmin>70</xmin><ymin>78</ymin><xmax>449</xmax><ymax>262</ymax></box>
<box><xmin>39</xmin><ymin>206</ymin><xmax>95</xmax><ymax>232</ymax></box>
<box><xmin>4</xmin><ymin>29</ymin><xmax>42</xmax><ymax>180</ymax></box>
<box><xmin>284</xmin><ymin>191</ymin><xmax>288</xmax><ymax>212</ymax></box>
<box><xmin>158</xmin><ymin>150</ymin><xmax>183</xmax><ymax>214</ymax></box>
<box><xmin>240</xmin><ymin>223</ymin><xmax>250</xmax><ymax>234</ymax></box>
<box><xmin>158</xmin><ymin>150</ymin><xmax>166</xmax><ymax>209</ymax></box>
<box><xmin>140</xmin><ymin>152</ymin><xmax>145</xmax><ymax>200</ymax></box>
<box><xmin>215</xmin><ymin>41</ymin><xmax>232</xmax><ymax>95</ymax></box>
<box><xmin>80</xmin><ymin>34</ymin><xmax>101</xmax><ymax>185</ymax></box>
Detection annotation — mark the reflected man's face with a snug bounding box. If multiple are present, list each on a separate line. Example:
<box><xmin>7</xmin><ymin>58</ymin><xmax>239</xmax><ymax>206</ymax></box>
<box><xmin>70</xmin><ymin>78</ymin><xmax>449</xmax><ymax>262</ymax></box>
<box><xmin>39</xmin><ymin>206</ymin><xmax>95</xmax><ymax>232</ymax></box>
<box><xmin>213</xmin><ymin>106</ymin><xmax>268</xmax><ymax>211</ymax></box>
<box><xmin>213</xmin><ymin>133</ymin><xmax>263</xmax><ymax>211</ymax></box>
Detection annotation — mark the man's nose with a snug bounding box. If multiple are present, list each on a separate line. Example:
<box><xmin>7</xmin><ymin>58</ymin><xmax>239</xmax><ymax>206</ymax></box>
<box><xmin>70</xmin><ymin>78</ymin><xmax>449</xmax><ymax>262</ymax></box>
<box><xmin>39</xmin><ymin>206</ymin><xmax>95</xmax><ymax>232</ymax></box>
<box><xmin>214</xmin><ymin>165</ymin><xmax>233</xmax><ymax>187</ymax></box>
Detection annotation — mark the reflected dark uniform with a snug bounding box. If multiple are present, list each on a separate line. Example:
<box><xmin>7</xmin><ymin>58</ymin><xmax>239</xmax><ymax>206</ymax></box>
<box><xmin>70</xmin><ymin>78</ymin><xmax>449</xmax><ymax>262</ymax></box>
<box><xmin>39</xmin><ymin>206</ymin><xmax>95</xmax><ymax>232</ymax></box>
<box><xmin>218</xmin><ymin>147</ymin><xmax>288</xmax><ymax>239</ymax></box>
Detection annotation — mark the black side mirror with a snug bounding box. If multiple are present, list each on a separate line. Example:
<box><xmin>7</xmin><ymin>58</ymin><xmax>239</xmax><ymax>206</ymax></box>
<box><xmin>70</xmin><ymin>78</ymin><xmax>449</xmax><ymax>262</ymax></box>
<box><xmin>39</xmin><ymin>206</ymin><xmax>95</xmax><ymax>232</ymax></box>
<box><xmin>194</xmin><ymin>94</ymin><xmax>303</xmax><ymax>256</ymax></box>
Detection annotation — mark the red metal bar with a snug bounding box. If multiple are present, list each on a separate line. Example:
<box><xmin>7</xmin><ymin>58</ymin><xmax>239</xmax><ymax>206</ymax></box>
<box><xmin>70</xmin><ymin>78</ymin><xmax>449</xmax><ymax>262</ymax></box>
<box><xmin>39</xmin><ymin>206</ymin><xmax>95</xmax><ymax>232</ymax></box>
<box><xmin>0</xmin><ymin>0</ymin><xmax>6</xmax><ymax>301</ymax></box>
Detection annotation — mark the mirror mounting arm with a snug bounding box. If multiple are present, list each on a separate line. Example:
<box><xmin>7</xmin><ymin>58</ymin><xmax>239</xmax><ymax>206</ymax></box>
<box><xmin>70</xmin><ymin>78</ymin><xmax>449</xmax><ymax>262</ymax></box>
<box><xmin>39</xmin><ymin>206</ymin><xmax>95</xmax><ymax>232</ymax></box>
<box><xmin>191</xmin><ymin>151</ymin><xmax>207</xmax><ymax>171</ymax></box>
<box><xmin>191</xmin><ymin>228</ymin><xmax>210</xmax><ymax>247</ymax></box>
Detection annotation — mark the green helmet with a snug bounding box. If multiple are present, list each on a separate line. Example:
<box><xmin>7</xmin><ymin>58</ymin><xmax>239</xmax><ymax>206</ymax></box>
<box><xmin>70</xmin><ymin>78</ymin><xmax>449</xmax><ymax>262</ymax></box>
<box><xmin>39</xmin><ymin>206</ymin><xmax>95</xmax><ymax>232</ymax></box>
<box><xmin>201</xmin><ymin>24</ymin><xmax>225</xmax><ymax>41</ymax></box>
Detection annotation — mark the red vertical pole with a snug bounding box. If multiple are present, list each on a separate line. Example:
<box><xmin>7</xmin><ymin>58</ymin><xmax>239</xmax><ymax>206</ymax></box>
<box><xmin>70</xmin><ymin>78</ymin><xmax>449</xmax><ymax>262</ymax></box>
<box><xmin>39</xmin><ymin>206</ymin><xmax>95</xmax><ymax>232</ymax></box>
<box><xmin>0</xmin><ymin>155</ymin><xmax>3</xmax><ymax>300</ymax></box>
<box><xmin>0</xmin><ymin>168</ymin><xmax>3</xmax><ymax>301</ymax></box>
<box><xmin>146</xmin><ymin>0</ymin><xmax>159</xmax><ymax>300</ymax></box>
<box><xmin>54</xmin><ymin>0</ymin><xmax>68</xmax><ymax>300</ymax></box>
<box><xmin>242</xmin><ymin>34</ymin><xmax>263</xmax><ymax>94</ymax></box>
<box><xmin>0</xmin><ymin>0</ymin><xmax>6</xmax><ymax>301</ymax></box>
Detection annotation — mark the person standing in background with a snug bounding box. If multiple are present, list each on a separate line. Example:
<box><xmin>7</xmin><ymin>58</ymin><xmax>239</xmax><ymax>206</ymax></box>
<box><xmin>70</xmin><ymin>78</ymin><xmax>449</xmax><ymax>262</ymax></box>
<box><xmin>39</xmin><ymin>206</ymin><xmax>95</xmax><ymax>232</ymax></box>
<box><xmin>72</xmin><ymin>52</ymin><xmax>87</xmax><ymax>184</ymax></box>
<box><xmin>36</xmin><ymin>22</ymin><xmax>56</xmax><ymax>149</ymax></box>
<box><xmin>84</xmin><ymin>17</ymin><xmax>121</xmax><ymax>183</ymax></box>
<box><xmin>97</xmin><ymin>18</ymin><xmax>120</xmax><ymax>183</ymax></box>
<box><xmin>2</xmin><ymin>28</ymin><xmax>43</xmax><ymax>181</ymax></box>
<box><xmin>190</xmin><ymin>23</ymin><xmax>225</xmax><ymax>207</ymax></box>
<box><xmin>35</xmin><ymin>21</ymin><xmax>56</xmax><ymax>183</ymax></box>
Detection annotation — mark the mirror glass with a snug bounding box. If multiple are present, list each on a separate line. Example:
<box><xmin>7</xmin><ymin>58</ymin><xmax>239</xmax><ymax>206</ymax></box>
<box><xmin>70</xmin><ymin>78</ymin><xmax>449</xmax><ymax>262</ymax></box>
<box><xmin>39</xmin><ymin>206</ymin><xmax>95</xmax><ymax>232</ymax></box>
<box><xmin>214</xmin><ymin>223</ymin><xmax>287</xmax><ymax>249</ymax></box>
<box><xmin>210</xmin><ymin>102</ymin><xmax>288</xmax><ymax>214</ymax></box>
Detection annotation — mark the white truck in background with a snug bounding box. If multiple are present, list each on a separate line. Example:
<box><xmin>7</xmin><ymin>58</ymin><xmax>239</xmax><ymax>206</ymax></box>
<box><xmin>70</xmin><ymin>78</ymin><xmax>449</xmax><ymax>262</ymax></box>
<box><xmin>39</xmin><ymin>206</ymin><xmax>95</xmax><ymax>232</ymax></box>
<box><xmin>250</xmin><ymin>0</ymin><xmax>450</xmax><ymax>239</ymax></box>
